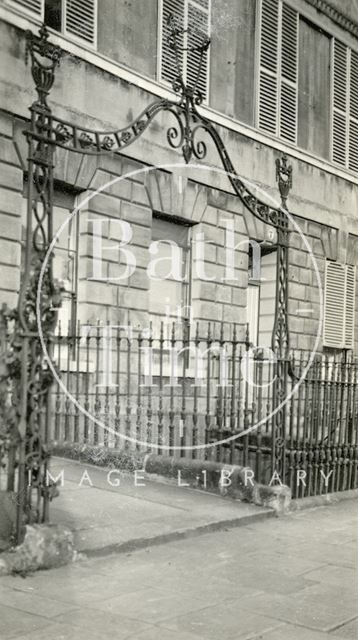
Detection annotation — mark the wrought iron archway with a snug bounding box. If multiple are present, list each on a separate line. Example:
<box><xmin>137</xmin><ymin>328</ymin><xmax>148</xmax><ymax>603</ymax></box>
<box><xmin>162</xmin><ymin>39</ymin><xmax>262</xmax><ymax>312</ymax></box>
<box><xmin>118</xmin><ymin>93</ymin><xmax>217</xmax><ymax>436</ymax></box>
<box><xmin>7</xmin><ymin>17</ymin><xmax>293</xmax><ymax>540</ymax></box>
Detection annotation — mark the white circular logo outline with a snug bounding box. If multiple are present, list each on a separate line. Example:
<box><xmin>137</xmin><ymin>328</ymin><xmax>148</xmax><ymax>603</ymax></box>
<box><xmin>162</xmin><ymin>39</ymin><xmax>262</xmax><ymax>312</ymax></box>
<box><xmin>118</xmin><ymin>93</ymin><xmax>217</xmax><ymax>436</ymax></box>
<box><xmin>36</xmin><ymin>162</ymin><xmax>323</xmax><ymax>451</ymax></box>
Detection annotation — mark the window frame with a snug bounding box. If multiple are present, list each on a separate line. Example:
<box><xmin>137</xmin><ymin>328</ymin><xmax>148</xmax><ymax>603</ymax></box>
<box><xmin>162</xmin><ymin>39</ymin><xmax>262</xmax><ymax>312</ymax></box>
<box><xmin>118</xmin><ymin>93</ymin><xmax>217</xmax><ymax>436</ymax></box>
<box><xmin>256</xmin><ymin>0</ymin><xmax>299</xmax><ymax>145</ymax></box>
<box><xmin>331</xmin><ymin>38</ymin><xmax>358</xmax><ymax>172</ymax></box>
<box><xmin>255</xmin><ymin>0</ymin><xmax>358</xmax><ymax>173</ymax></box>
<box><xmin>157</xmin><ymin>0</ymin><xmax>211</xmax><ymax>103</ymax></box>
<box><xmin>21</xmin><ymin>183</ymin><xmax>80</xmax><ymax>339</ymax></box>
<box><xmin>149</xmin><ymin>212</ymin><xmax>193</xmax><ymax>325</ymax></box>
<box><xmin>149</xmin><ymin>212</ymin><xmax>195</xmax><ymax>375</ymax></box>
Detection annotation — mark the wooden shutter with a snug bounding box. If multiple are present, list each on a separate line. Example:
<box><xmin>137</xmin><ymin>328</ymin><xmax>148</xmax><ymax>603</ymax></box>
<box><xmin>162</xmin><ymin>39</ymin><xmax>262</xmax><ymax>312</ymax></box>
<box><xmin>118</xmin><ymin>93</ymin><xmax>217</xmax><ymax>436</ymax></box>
<box><xmin>332</xmin><ymin>40</ymin><xmax>348</xmax><ymax>166</ymax></box>
<box><xmin>258</xmin><ymin>0</ymin><xmax>279</xmax><ymax>135</ymax></box>
<box><xmin>160</xmin><ymin>0</ymin><xmax>185</xmax><ymax>84</ymax></box>
<box><xmin>7</xmin><ymin>0</ymin><xmax>44</xmax><ymax>18</ymax></box>
<box><xmin>280</xmin><ymin>3</ymin><xmax>298</xmax><ymax>143</ymax></box>
<box><xmin>349</xmin><ymin>51</ymin><xmax>358</xmax><ymax>172</ymax></box>
<box><xmin>332</xmin><ymin>40</ymin><xmax>358</xmax><ymax>173</ymax></box>
<box><xmin>324</xmin><ymin>261</ymin><xmax>346</xmax><ymax>348</ymax></box>
<box><xmin>186</xmin><ymin>0</ymin><xmax>210</xmax><ymax>100</ymax></box>
<box><xmin>258</xmin><ymin>0</ymin><xmax>298</xmax><ymax>142</ymax></box>
<box><xmin>64</xmin><ymin>0</ymin><xmax>97</xmax><ymax>47</ymax></box>
<box><xmin>345</xmin><ymin>265</ymin><xmax>356</xmax><ymax>349</ymax></box>
<box><xmin>323</xmin><ymin>261</ymin><xmax>356</xmax><ymax>349</ymax></box>
<box><xmin>349</xmin><ymin>121</ymin><xmax>358</xmax><ymax>173</ymax></box>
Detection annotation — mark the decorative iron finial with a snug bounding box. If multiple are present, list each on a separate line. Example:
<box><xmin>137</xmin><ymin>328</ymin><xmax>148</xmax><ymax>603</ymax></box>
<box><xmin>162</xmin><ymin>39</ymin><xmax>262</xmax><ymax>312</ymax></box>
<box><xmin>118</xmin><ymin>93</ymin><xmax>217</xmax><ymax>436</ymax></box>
<box><xmin>25</xmin><ymin>24</ymin><xmax>63</xmax><ymax>107</ymax></box>
<box><xmin>275</xmin><ymin>154</ymin><xmax>292</xmax><ymax>209</ymax></box>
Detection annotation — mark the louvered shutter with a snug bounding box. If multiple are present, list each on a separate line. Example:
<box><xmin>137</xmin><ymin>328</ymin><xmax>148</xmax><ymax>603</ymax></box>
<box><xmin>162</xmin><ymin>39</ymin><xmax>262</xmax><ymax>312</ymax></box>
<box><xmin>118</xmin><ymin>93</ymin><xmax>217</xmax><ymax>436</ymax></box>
<box><xmin>186</xmin><ymin>0</ymin><xmax>210</xmax><ymax>100</ymax></box>
<box><xmin>258</xmin><ymin>0</ymin><xmax>298</xmax><ymax>143</ymax></box>
<box><xmin>280</xmin><ymin>3</ymin><xmax>298</xmax><ymax>143</ymax></box>
<box><xmin>7</xmin><ymin>0</ymin><xmax>44</xmax><ymax>19</ymax></box>
<box><xmin>323</xmin><ymin>261</ymin><xmax>346</xmax><ymax>348</ymax></box>
<box><xmin>160</xmin><ymin>0</ymin><xmax>185</xmax><ymax>84</ymax></box>
<box><xmin>332</xmin><ymin>40</ymin><xmax>348</xmax><ymax>166</ymax></box>
<box><xmin>323</xmin><ymin>262</ymin><xmax>356</xmax><ymax>349</ymax></box>
<box><xmin>258</xmin><ymin>0</ymin><xmax>279</xmax><ymax>135</ymax></box>
<box><xmin>332</xmin><ymin>41</ymin><xmax>358</xmax><ymax>173</ymax></box>
<box><xmin>344</xmin><ymin>265</ymin><xmax>356</xmax><ymax>349</ymax></box>
<box><xmin>349</xmin><ymin>51</ymin><xmax>358</xmax><ymax>172</ymax></box>
<box><xmin>64</xmin><ymin>0</ymin><xmax>97</xmax><ymax>47</ymax></box>
<box><xmin>349</xmin><ymin>121</ymin><xmax>358</xmax><ymax>173</ymax></box>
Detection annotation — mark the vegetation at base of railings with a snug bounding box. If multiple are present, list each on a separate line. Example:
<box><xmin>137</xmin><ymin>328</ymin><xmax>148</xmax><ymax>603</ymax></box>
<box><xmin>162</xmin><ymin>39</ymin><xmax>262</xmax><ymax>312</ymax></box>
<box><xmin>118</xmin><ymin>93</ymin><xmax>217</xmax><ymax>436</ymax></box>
<box><xmin>52</xmin><ymin>442</ymin><xmax>147</xmax><ymax>472</ymax></box>
<box><xmin>0</xmin><ymin>306</ymin><xmax>20</xmax><ymax>473</ymax></box>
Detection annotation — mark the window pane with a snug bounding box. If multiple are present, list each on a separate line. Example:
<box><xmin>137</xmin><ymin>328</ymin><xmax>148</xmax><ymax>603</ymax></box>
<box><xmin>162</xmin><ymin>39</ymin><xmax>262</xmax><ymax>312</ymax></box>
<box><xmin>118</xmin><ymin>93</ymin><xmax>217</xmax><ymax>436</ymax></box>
<box><xmin>149</xmin><ymin>217</ymin><xmax>189</xmax><ymax>320</ymax></box>
<box><xmin>44</xmin><ymin>0</ymin><xmax>62</xmax><ymax>31</ymax></box>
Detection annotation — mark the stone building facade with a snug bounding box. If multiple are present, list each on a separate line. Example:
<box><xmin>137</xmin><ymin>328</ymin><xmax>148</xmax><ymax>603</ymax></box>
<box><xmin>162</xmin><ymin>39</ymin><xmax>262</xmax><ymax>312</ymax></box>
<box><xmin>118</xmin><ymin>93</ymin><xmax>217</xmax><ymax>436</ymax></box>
<box><xmin>0</xmin><ymin>0</ymin><xmax>358</xmax><ymax>356</ymax></box>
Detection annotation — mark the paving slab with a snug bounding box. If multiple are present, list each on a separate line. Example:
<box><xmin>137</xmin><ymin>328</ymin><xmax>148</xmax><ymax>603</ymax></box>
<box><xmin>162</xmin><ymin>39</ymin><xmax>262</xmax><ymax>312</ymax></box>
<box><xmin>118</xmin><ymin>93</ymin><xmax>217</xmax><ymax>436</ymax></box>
<box><xmin>332</xmin><ymin>616</ymin><xmax>358</xmax><ymax>639</ymax></box>
<box><xmin>1</xmin><ymin>500</ymin><xmax>357</xmax><ymax>640</ymax></box>
<box><xmin>0</xmin><ymin>603</ymin><xmax>50</xmax><ymax>640</ymax></box>
<box><xmin>49</xmin><ymin>457</ymin><xmax>273</xmax><ymax>555</ymax></box>
<box><xmin>250</xmin><ymin>623</ymin><xmax>353</xmax><ymax>640</ymax></box>
<box><xmin>237</xmin><ymin>582</ymin><xmax>358</xmax><ymax>632</ymax></box>
<box><xmin>2</xmin><ymin>621</ymin><xmax>123</xmax><ymax>640</ymax></box>
<box><xmin>159</xmin><ymin>600</ymin><xmax>285</xmax><ymax>640</ymax></box>
<box><xmin>0</xmin><ymin>586</ymin><xmax>78</xmax><ymax>619</ymax></box>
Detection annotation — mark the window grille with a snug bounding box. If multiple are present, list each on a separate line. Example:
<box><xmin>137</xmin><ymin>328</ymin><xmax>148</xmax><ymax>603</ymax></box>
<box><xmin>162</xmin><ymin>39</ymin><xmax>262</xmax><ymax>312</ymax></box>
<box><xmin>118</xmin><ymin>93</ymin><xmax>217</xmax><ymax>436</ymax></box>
<box><xmin>323</xmin><ymin>261</ymin><xmax>356</xmax><ymax>349</ymax></box>
<box><xmin>159</xmin><ymin>0</ymin><xmax>210</xmax><ymax>101</ymax></box>
<box><xmin>258</xmin><ymin>0</ymin><xmax>298</xmax><ymax>144</ymax></box>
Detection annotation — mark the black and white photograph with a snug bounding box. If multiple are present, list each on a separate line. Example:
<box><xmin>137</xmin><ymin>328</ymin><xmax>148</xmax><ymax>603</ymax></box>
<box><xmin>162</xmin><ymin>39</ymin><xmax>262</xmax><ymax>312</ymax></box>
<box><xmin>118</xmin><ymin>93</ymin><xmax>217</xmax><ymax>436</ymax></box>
<box><xmin>0</xmin><ymin>0</ymin><xmax>358</xmax><ymax>638</ymax></box>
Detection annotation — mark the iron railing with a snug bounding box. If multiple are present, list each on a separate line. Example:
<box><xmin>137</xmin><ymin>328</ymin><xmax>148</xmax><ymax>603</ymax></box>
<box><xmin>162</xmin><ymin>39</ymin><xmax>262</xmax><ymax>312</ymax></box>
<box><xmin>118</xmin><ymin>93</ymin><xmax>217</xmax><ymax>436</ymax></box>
<box><xmin>50</xmin><ymin>321</ymin><xmax>358</xmax><ymax>498</ymax></box>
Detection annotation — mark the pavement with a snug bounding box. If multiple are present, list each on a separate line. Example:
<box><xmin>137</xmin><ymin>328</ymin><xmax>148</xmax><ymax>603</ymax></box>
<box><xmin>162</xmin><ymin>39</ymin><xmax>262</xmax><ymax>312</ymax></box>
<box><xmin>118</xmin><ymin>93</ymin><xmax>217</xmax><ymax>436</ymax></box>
<box><xmin>48</xmin><ymin>457</ymin><xmax>273</xmax><ymax>555</ymax></box>
<box><xmin>0</xmin><ymin>499</ymin><xmax>357</xmax><ymax>639</ymax></box>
